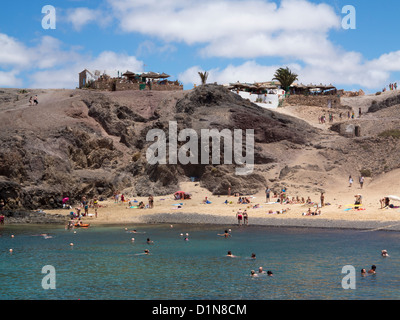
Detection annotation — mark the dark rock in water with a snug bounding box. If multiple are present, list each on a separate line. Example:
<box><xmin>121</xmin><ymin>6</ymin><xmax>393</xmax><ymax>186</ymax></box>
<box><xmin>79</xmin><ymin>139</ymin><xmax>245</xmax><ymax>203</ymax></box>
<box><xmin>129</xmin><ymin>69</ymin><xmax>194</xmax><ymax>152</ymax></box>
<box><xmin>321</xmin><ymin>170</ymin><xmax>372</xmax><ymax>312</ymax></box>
<box><xmin>2</xmin><ymin>210</ymin><xmax>66</xmax><ymax>224</ymax></box>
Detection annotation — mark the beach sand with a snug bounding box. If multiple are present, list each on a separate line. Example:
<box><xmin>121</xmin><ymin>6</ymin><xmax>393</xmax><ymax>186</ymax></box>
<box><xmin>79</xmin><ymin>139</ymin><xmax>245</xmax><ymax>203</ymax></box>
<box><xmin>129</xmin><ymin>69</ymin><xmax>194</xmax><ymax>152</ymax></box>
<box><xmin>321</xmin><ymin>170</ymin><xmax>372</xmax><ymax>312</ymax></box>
<box><xmin>46</xmin><ymin>173</ymin><xmax>400</xmax><ymax>231</ymax></box>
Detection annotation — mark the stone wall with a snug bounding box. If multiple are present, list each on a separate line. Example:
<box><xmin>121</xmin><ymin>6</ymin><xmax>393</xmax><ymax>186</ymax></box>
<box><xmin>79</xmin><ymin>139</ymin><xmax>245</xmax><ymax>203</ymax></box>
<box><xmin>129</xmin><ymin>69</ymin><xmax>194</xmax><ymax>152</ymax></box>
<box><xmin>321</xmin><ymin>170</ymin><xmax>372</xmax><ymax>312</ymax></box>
<box><xmin>285</xmin><ymin>95</ymin><xmax>341</xmax><ymax>108</ymax></box>
<box><xmin>115</xmin><ymin>82</ymin><xmax>140</xmax><ymax>91</ymax></box>
<box><xmin>88</xmin><ymin>80</ymin><xmax>183</xmax><ymax>92</ymax></box>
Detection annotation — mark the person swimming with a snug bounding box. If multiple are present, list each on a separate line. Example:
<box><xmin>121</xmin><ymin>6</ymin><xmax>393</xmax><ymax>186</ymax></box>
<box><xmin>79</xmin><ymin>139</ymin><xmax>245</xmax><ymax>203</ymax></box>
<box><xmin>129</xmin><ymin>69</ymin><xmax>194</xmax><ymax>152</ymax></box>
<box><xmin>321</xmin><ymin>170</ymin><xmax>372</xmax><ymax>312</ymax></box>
<box><xmin>146</xmin><ymin>238</ymin><xmax>154</xmax><ymax>244</ymax></box>
<box><xmin>381</xmin><ymin>250</ymin><xmax>390</xmax><ymax>257</ymax></box>
<box><xmin>361</xmin><ymin>268</ymin><xmax>367</xmax><ymax>276</ymax></box>
<box><xmin>218</xmin><ymin>230</ymin><xmax>231</xmax><ymax>238</ymax></box>
<box><xmin>135</xmin><ymin>249</ymin><xmax>150</xmax><ymax>256</ymax></box>
<box><xmin>368</xmin><ymin>265</ymin><xmax>377</xmax><ymax>274</ymax></box>
<box><xmin>226</xmin><ymin>251</ymin><xmax>237</xmax><ymax>258</ymax></box>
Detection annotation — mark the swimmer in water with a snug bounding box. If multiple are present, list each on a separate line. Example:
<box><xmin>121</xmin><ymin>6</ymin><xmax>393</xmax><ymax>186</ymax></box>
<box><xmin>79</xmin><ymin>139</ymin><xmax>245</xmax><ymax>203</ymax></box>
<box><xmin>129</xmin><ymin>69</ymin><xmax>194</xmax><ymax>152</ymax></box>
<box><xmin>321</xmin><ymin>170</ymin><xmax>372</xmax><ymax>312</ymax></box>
<box><xmin>361</xmin><ymin>269</ymin><xmax>367</xmax><ymax>276</ymax></box>
<box><xmin>368</xmin><ymin>265</ymin><xmax>377</xmax><ymax>274</ymax></box>
<box><xmin>251</xmin><ymin>253</ymin><xmax>256</xmax><ymax>259</ymax></box>
<box><xmin>250</xmin><ymin>270</ymin><xmax>258</xmax><ymax>277</ymax></box>
<box><xmin>217</xmin><ymin>230</ymin><xmax>231</xmax><ymax>238</ymax></box>
<box><xmin>258</xmin><ymin>267</ymin><xmax>266</xmax><ymax>274</ymax></box>
<box><xmin>267</xmin><ymin>271</ymin><xmax>273</xmax><ymax>277</ymax></box>
<box><xmin>135</xmin><ymin>249</ymin><xmax>150</xmax><ymax>256</ymax></box>
<box><xmin>381</xmin><ymin>249</ymin><xmax>389</xmax><ymax>257</ymax></box>
<box><xmin>226</xmin><ymin>251</ymin><xmax>237</xmax><ymax>258</ymax></box>
<box><xmin>146</xmin><ymin>238</ymin><xmax>154</xmax><ymax>244</ymax></box>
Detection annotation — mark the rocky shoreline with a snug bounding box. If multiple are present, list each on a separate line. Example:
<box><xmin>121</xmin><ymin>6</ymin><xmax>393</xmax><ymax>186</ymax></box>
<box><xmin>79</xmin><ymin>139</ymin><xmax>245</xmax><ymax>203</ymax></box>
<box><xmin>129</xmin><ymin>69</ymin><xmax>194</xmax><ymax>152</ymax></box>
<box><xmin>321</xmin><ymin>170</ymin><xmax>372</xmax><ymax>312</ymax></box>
<box><xmin>1</xmin><ymin>210</ymin><xmax>67</xmax><ymax>225</ymax></box>
<box><xmin>3</xmin><ymin>210</ymin><xmax>400</xmax><ymax>232</ymax></box>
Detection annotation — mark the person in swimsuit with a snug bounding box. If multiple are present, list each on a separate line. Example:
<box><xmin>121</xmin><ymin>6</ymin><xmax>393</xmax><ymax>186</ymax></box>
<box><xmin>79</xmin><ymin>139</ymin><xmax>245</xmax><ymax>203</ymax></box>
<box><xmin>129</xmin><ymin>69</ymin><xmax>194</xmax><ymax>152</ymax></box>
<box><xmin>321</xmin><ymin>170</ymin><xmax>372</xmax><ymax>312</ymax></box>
<box><xmin>243</xmin><ymin>210</ymin><xmax>248</xmax><ymax>225</ymax></box>
<box><xmin>81</xmin><ymin>196</ymin><xmax>89</xmax><ymax>216</ymax></box>
<box><xmin>236</xmin><ymin>210</ymin><xmax>243</xmax><ymax>226</ymax></box>
<box><xmin>93</xmin><ymin>196</ymin><xmax>98</xmax><ymax>218</ymax></box>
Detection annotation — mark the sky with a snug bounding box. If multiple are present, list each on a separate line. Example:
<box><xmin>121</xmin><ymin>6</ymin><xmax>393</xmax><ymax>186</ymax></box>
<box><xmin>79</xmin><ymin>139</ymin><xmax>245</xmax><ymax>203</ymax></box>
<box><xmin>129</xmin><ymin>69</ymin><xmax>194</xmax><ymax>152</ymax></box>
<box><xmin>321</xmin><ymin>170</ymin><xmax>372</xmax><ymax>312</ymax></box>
<box><xmin>0</xmin><ymin>0</ymin><xmax>399</xmax><ymax>93</ymax></box>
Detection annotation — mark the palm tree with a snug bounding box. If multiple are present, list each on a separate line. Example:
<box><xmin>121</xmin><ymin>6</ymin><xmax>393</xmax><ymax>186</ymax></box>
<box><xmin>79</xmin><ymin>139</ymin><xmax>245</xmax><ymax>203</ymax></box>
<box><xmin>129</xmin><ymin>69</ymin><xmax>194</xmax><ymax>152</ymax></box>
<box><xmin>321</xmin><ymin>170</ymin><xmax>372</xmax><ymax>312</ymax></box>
<box><xmin>198</xmin><ymin>71</ymin><xmax>209</xmax><ymax>85</ymax></box>
<box><xmin>273</xmin><ymin>67</ymin><xmax>298</xmax><ymax>93</ymax></box>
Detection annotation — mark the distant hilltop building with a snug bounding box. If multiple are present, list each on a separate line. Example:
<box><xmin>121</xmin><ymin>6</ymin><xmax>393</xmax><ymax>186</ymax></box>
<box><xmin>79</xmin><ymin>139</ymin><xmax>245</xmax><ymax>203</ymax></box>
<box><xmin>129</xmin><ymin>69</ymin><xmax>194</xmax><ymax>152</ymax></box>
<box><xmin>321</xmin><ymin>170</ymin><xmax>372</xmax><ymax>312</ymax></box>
<box><xmin>79</xmin><ymin>69</ymin><xmax>183</xmax><ymax>92</ymax></box>
<box><xmin>227</xmin><ymin>81</ymin><xmax>339</xmax><ymax>109</ymax></box>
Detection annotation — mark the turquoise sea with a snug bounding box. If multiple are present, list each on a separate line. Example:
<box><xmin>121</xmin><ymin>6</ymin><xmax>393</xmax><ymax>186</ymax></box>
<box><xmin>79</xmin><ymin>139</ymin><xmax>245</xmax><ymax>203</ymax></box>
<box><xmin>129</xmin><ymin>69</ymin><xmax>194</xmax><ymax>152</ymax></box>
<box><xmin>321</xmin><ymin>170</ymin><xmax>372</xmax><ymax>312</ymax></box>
<box><xmin>1</xmin><ymin>223</ymin><xmax>400</xmax><ymax>300</ymax></box>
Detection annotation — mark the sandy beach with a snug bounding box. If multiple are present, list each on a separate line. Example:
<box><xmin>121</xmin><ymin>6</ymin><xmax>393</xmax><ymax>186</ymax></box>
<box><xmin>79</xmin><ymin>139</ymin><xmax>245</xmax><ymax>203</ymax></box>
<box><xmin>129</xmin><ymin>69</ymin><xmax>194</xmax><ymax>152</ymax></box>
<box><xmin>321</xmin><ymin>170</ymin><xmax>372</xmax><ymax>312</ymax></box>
<box><xmin>45</xmin><ymin>172</ymin><xmax>400</xmax><ymax>231</ymax></box>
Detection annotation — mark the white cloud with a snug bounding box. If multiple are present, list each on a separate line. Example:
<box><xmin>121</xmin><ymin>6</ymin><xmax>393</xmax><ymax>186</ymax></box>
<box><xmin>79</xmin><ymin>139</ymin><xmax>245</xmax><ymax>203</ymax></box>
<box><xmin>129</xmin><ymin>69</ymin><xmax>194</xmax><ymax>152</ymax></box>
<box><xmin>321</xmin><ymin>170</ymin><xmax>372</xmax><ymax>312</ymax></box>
<box><xmin>0</xmin><ymin>33</ymin><xmax>30</xmax><ymax>68</ymax></box>
<box><xmin>108</xmin><ymin>0</ymin><xmax>340</xmax><ymax>47</ymax></box>
<box><xmin>0</xmin><ymin>31</ymin><xmax>144</xmax><ymax>88</ymax></box>
<box><xmin>65</xmin><ymin>7</ymin><xmax>112</xmax><ymax>31</ymax></box>
<box><xmin>29</xmin><ymin>51</ymin><xmax>145</xmax><ymax>89</ymax></box>
<box><xmin>136</xmin><ymin>40</ymin><xmax>177</xmax><ymax>57</ymax></box>
<box><xmin>0</xmin><ymin>70</ymin><xmax>23</xmax><ymax>87</ymax></box>
<box><xmin>178</xmin><ymin>61</ymin><xmax>282</xmax><ymax>86</ymax></box>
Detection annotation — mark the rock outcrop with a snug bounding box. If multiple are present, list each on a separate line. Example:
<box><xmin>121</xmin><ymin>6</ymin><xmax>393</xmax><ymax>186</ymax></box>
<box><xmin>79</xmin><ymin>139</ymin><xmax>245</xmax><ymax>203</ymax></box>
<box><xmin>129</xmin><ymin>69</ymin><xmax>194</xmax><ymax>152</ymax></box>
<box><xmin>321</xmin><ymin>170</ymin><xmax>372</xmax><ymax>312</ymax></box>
<box><xmin>0</xmin><ymin>85</ymin><xmax>319</xmax><ymax>210</ymax></box>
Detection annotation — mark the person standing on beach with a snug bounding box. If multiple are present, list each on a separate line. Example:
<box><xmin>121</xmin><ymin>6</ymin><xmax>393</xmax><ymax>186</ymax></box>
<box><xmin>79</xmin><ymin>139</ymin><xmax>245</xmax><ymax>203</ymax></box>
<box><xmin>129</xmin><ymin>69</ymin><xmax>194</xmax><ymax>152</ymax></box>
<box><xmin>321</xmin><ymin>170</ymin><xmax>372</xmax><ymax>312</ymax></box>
<box><xmin>81</xmin><ymin>196</ymin><xmax>89</xmax><ymax>216</ymax></box>
<box><xmin>228</xmin><ymin>187</ymin><xmax>231</xmax><ymax>197</ymax></box>
<box><xmin>265</xmin><ymin>187</ymin><xmax>271</xmax><ymax>202</ymax></box>
<box><xmin>359</xmin><ymin>176</ymin><xmax>364</xmax><ymax>189</ymax></box>
<box><xmin>33</xmin><ymin>95</ymin><xmax>38</xmax><ymax>105</ymax></box>
<box><xmin>93</xmin><ymin>196</ymin><xmax>98</xmax><ymax>218</ymax></box>
<box><xmin>320</xmin><ymin>192</ymin><xmax>325</xmax><ymax>207</ymax></box>
<box><xmin>243</xmin><ymin>210</ymin><xmax>248</xmax><ymax>226</ymax></box>
<box><xmin>349</xmin><ymin>176</ymin><xmax>353</xmax><ymax>188</ymax></box>
<box><xmin>148</xmin><ymin>195</ymin><xmax>154</xmax><ymax>208</ymax></box>
<box><xmin>236</xmin><ymin>210</ymin><xmax>243</xmax><ymax>226</ymax></box>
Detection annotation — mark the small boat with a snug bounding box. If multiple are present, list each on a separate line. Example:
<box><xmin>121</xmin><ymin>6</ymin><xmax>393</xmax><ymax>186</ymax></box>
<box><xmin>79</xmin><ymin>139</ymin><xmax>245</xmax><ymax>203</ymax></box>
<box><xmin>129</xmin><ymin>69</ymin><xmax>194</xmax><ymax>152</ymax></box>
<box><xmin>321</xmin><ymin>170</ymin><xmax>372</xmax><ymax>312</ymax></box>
<box><xmin>74</xmin><ymin>223</ymin><xmax>90</xmax><ymax>228</ymax></box>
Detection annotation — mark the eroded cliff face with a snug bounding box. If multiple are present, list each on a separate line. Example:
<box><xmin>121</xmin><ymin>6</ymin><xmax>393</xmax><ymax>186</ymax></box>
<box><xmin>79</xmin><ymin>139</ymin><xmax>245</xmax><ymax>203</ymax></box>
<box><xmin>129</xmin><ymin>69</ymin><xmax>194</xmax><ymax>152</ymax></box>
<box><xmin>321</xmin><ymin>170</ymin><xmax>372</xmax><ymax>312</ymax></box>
<box><xmin>0</xmin><ymin>85</ymin><xmax>319</xmax><ymax>210</ymax></box>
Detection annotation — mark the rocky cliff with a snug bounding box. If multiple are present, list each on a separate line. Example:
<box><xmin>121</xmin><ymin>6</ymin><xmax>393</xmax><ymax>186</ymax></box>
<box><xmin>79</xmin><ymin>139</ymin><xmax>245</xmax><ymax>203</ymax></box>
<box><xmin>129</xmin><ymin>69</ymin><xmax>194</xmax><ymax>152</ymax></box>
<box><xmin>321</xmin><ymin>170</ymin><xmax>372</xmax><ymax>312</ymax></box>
<box><xmin>0</xmin><ymin>85</ymin><xmax>319</xmax><ymax>210</ymax></box>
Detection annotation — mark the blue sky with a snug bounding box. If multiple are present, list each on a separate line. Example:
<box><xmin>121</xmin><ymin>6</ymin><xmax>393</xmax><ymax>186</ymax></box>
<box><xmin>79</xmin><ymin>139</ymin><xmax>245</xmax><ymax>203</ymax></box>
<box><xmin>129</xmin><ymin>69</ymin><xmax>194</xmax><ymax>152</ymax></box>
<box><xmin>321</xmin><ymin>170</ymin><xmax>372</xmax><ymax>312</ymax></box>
<box><xmin>0</xmin><ymin>0</ymin><xmax>399</xmax><ymax>92</ymax></box>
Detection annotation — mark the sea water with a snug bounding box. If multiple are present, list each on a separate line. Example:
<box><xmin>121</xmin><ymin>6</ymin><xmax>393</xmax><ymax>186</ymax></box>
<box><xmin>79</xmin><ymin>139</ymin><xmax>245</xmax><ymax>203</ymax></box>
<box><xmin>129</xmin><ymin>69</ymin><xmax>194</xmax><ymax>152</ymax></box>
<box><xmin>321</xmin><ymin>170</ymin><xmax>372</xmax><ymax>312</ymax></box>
<box><xmin>1</xmin><ymin>223</ymin><xmax>400</xmax><ymax>300</ymax></box>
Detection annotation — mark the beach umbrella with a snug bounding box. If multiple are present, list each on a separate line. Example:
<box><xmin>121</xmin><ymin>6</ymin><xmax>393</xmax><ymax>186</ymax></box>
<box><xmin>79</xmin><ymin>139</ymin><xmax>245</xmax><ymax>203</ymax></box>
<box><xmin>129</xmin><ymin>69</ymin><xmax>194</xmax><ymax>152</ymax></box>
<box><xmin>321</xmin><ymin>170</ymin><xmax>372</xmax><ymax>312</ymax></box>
<box><xmin>62</xmin><ymin>197</ymin><xmax>69</xmax><ymax>204</ymax></box>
